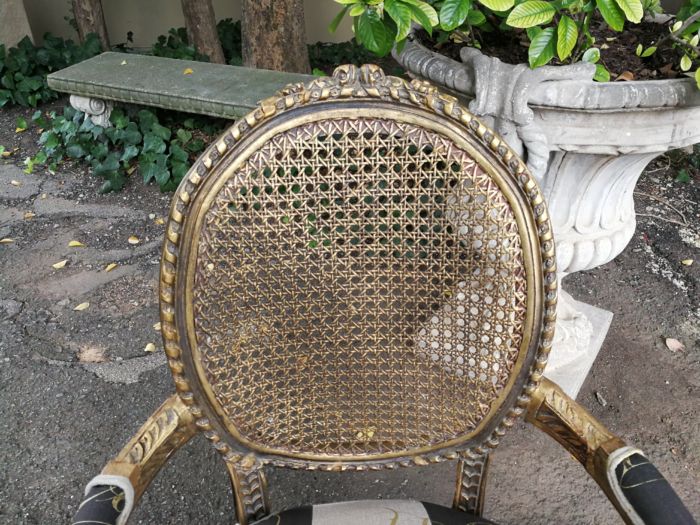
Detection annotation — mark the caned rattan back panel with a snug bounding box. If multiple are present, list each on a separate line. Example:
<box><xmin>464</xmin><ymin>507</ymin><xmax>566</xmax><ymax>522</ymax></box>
<box><xmin>161</xmin><ymin>65</ymin><xmax>557</xmax><ymax>469</ymax></box>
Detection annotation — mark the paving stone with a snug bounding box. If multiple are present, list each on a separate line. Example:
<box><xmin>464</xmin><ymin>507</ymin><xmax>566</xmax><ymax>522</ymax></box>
<box><xmin>0</xmin><ymin>164</ymin><xmax>41</xmax><ymax>200</ymax></box>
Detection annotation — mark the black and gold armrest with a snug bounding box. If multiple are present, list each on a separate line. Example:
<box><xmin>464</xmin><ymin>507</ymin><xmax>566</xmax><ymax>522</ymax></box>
<box><xmin>527</xmin><ymin>378</ymin><xmax>695</xmax><ymax>525</ymax></box>
<box><xmin>72</xmin><ymin>380</ymin><xmax>695</xmax><ymax>525</ymax></box>
<box><xmin>72</xmin><ymin>395</ymin><xmax>197</xmax><ymax>525</ymax></box>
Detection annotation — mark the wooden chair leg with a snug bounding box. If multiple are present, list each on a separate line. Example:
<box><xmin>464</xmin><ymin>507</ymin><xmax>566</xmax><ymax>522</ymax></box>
<box><xmin>453</xmin><ymin>449</ymin><xmax>490</xmax><ymax>516</ymax></box>
<box><xmin>225</xmin><ymin>455</ymin><xmax>270</xmax><ymax>525</ymax></box>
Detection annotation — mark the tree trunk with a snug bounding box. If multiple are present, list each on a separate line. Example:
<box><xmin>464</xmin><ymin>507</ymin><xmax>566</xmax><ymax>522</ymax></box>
<box><xmin>242</xmin><ymin>0</ymin><xmax>310</xmax><ymax>74</ymax></box>
<box><xmin>71</xmin><ymin>0</ymin><xmax>110</xmax><ymax>51</ymax></box>
<box><xmin>180</xmin><ymin>0</ymin><xmax>226</xmax><ymax>64</ymax></box>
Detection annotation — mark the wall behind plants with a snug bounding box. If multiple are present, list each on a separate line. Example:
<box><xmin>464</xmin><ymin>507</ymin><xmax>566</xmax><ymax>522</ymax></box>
<box><xmin>22</xmin><ymin>0</ymin><xmax>354</xmax><ymax>48</ymax></box>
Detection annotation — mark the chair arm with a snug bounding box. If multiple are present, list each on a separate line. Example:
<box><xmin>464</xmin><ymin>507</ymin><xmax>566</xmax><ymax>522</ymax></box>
<box><xmin>72</xmin><ymin>394</ymin><xmax>197</xmax><ymax>525</ymax></box>
<box><xmin>526</xmin><ymin>378</ymin><xmax>696</xmax><ymax>525</ymax></box>
<box><xmin>72</xmin><ymin>482</ymin><xmax>128</xmax><ymax>525</ymax></box>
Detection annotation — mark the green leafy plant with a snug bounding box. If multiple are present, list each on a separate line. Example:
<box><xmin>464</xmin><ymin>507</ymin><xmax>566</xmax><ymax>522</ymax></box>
<box><xmin>0</xmin><ymin>34</ymin><xmax>101</xmax><ymax>107</ymax></box>
<box><xmin>152</xmin><ymin>19</ymin><xmax>244</xmax><ymax>65</ymax></box>
<box><xmin>28</xmin><ymin>107</ymin><xmax>215</xmax><ymax>192</ymax></box>
<box><xmin>333</xmin><ymin>0</ymin><xmax>700</xmax><ymax>84</ymax></box>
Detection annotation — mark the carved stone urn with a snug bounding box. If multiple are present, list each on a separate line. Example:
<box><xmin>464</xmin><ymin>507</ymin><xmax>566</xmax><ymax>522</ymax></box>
<box><xmin>394</xmin><ymin>38</ymin><xmax>700</xmax><ymax>397</ymax></box>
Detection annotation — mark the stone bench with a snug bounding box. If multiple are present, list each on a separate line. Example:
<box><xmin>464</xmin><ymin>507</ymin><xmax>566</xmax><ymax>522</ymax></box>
<box><xmin>47</xmin><ymin>52</ymin><xmax>314</xmax><ymax>126</ymax></box>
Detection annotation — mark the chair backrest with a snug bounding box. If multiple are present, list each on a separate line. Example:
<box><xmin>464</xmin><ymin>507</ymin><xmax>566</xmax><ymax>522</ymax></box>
<box><xmin>159</xmin><ymin>64</ymin><xmax>557</xmax><ymax>470</ymax></box>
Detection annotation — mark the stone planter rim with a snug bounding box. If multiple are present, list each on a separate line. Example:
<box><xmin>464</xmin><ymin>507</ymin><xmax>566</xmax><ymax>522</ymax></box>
<box><xmin>394</xmin><ymin>36</ymin><xmax>700</xmax><ymax>111</ymax></box>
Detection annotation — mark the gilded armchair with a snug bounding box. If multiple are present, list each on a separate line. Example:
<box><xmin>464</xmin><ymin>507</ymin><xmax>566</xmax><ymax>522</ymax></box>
<box><xmin>72</xmin><ymin>65</ymin><xmax>695</xmax><ymax>525</ymax></box>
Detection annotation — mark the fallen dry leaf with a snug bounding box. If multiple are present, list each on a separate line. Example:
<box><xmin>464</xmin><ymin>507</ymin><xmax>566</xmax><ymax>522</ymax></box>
<box><xmin>0</xmin><ymin>238</ymin><xmax>15</xmax><ymax>244</ymax></box>
<box><xmin>77</xmin><ymin>346</ymin><xmax>107</xmax><ymax>363</ymax></box>
<box><xmin>52</xmin><ymin>259</ymin><xmax>68</xmax><ymax>269</ymax></box>
<box><xmin>1</xmin><ymin>150</ymin><xmax>11</xmax><ymax>158</ymax></box>
<box><xmin>615</xmin><ymin>71</ymin><xmax>635</xmax><ymax>81</ymax></box>
<box><xmin>10</xmin><ymin>180</ymin><xmax>21</xmax><ymax>187</ymax></box>
<box><xmin>128</xmin><ymin>235</ymin><xmax>140</xmax><ymax>245</ymax></box>
<box><xmin>126</xmin><ymin>165</ymin><xmax>137</xmax><ymax>175</ymax></box>
<box><xmin>68</xmin><ymin>240</ymin><xmax>85</xmax><ymax>247</ymax></box>
<box><xmin>104</xmin><ymin>262</ymin><xmax>117</xmax><ymax>272</ymax></box>
<box><xmin>24</xmin><ymin>211</ymin><xmax>36</xmax><ymax>219</ymax></box>
<box><xmin>14</xmin><ymin>127</ymin><xmax>25</xmax><ymax>134</ymax></box>
<box><xmin>154</xmin><ymin>217</ymin><xmax>165</xmax><ymax>225</ymax></box>
<box><xmin>40</xmin><ymin>193</ymin><xmax>47</xmax><ymax>199</ymax></box>
<box><xmin>153</xmin><ymin>322</ymin><xmax>162</xmax><ymax>331</ymax></box>
<box><xmin>681</xmin><ymin>259</ymin><xmax>693</xmax><ymax>266</ymax></box>
<box><xmin>665</xmin><ymin>337</ymin><xmax>686</xmax><ymax>353</ymax></box>
<box><xmin>144</xmin><ymin>342</ymin><xmax>157</xmax><ymax>352</ymax></box>
<box><xmin>73</xmin><ymin>302</ymin><xmax>90</xmax><ymax>311</ymax></box>
<box><xmin>120</xmin><ymin>59</ymin><xmax>127</xmax><ymax>65</ymax></box>
<box><xmin>183</xmin><ymin>67</ymin><xmax>194</xmax><ymax>75</ymax></box>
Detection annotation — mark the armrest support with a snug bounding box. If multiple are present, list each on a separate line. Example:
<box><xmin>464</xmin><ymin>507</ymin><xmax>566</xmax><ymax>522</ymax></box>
<box><xmin>72</xmin><ymin>394</ymin><xmax>197</xmax><ymax>524</ymax></box>
<box><xmin>526</xmin><ymin>378</ymin><xmax>696</xmax><ymax>525</ymax></box>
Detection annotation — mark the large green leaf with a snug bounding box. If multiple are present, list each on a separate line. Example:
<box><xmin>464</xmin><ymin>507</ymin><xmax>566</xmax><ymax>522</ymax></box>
<box><xmin>467</xmin><ymin>9</ymin><xmax>487</xmax><ymax>25</ymax></box>
<box><xmin>582</xmin><ymin>47</ymin><xmax>600</xmax><ymax>63</ymax></box>
<box><xmin>385</xmin><ymin>0</ymin><xmax>413</xmax><ymax>40</ymax></box>
<box><xmin>93</xmin><ymin>152</ymin><xmax>120</xmax><ymax>178</ymax></box>
<box><xmin>65</xmin><ymin>144</ymin><xmax>86</xmax><ymax>159</ymax></box>
<box><xmin>613</xmin><ymin>0</ymin><xmax>642</xmax><ymax>22</ymax></box>
<box><xmin>596</xmin><ymin>0</ymin><xmax>625</xmax><ymax>31</ymax></box>
<box><xmin>356</xmin><ymin>10</ymin><xmax>394</xmax><ymax>56</ymax></box>
<box><xmin>478</xmin><ymin>0</ymin><xmax>516</xmax><ymax>12</ymax></box>
<box><xmin>404</xmin><ymin>1</ymin><xmax>439</xmax><ymax>34</ymax></box>
<box><xmin>593</xmin><ymin>64</ymin><xmax>611</xmax><ymax>81</ymax></box>
<box><xmin>329</xmin><ymin>6</ymin><xmax>349</xmax><ymax>33</ymax></box>
<box><xmin>506</xmin><ymin>1</ymin><xmax>556</xmax><ymax>27</ymax></box>
<box><xmin>528</xmin><ymin>27</ymin><xmax>556</xmax><ymax>67</ymax></box>
<box><xmin>439</xmin><ymin>0</ymin><xmax>472</xmax><ymax>30</ymax></box>
<box><xmin>556</xmin><ymin>15</ymin><xmax>578</xmax><ymax>60</ymax></box>
<box><xmin>142</xmin><ymin>134</ymin><xmax>167</xmax><ymax>155</ymax></box>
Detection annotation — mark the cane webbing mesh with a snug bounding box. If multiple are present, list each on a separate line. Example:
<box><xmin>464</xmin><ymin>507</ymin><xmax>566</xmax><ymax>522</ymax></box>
<box><xmin>192</xmin><ymin>117</ymin><xmax>527</xmax><ymax>457</ymax></box>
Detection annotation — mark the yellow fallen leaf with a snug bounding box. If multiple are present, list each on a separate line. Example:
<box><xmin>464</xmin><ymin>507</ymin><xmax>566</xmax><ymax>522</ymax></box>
<box><xmin>15</xmin><ymin>127</ymin><xmax>25</xmax><ymax>133</ymax></box>
<box><xmin>1</xmin><ymin>151</ymin><xmax>10</xmax><ymax>158</ymax></box>
<box><xmin>68</xmin><ymin>240</ymin><xmax>85</xmax><ymax>247</ymax></box>
<box><xmin>73</xmin><ymin>302</ymin><xmax>90</xmax><ymax>311</ymax></box>
<box><xmin>154</xmin><ymin>217</ymin><xmax>165</xmax><ymax>225</ymax></box>
<box><xmin>52</xmin><ymin>259</ymin><xmax>68</xmax><ymax>269</ymax></box>
<box><xmin>10</xmin><ymin>180</ymin><xmax>21</xmax><ymax>186</ymax></box>
<box><xmin>128</xmin><ymin>235</ymin><xmax>140</xmax><ymax>245</ymax></box>
<box><xmin>183</xmin><ymin>68</ymin><xmax>194</xmax><ymax>75</ymax></box>
<box><xmin>681</xmin><ymin>259</ymin><xmax>694</xmax><ymax>266</ymax></box>
<box><xmin>120</xmin><ymin>60</ymin><xmax>127</xmax><ymax>65</ymax></box>
<box><xmin>153</xmin><ymin>322</ymin><xmax>162</xmax><ymax>331</ymax></box>
<box><xmin>0</xmin><ymin>238</ymin><xmax>15</xmax><ymax>244</ymax></box>
<box><xmin>144</xmin><ymin>342</ymin><xmax>156</xmax><ymax>352</ymax></box>
<box><xmin>104</xmin><ymin>262</ymin><xmax>117</xmax><ymax>272</ymax></box>
<box><xmin>126</xmin><ymin>165</ymin><xmax>137</xmax><ymax>175</ymax></box>
<box><xmin>24</xmin><ymin>211</ymin><xmax>36</xmax><ymax>219</ymax></box>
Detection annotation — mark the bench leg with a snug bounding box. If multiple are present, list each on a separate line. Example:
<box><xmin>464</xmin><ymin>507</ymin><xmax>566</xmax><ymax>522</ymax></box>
<box><xmin>70</xmin><ymin>94</ymin><xmax>113</xmax><ymax>127</ymax></box>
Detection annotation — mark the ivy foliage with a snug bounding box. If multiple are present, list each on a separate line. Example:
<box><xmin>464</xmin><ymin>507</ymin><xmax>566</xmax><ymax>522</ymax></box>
<box><xmin>152</xmin><ymin>19</ymin><xmax>244</xmax><ymax>65</ymax></box>
<box><xmin>28</xmin><ymin>107</ymin><xmax>219</xmax><ymax>193</ymax></box>
<box><xmin>0</xmin><ymin>34</ymin><xmax>101</xmax><ymax>108</ymax></box>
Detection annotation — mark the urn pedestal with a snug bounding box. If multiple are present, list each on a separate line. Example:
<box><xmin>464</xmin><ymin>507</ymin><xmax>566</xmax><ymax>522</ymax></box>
<box><xmin>395</xmin><ymin>39</ymin><xmax>700</xmax><ymax>397</ymax></box>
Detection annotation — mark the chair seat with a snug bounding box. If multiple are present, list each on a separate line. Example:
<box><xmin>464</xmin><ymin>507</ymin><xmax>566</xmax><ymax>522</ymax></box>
<box><xmin>251</xmin><ymin>499</ymin><xmax>498</xmax><ymax>525</ymax></box>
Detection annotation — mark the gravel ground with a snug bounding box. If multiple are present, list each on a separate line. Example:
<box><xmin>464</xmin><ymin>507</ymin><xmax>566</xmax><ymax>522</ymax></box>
<box><xmin>0</xmin><ymin>102</ymin><xmax>697</xmax><ymax>524</ymax></box>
